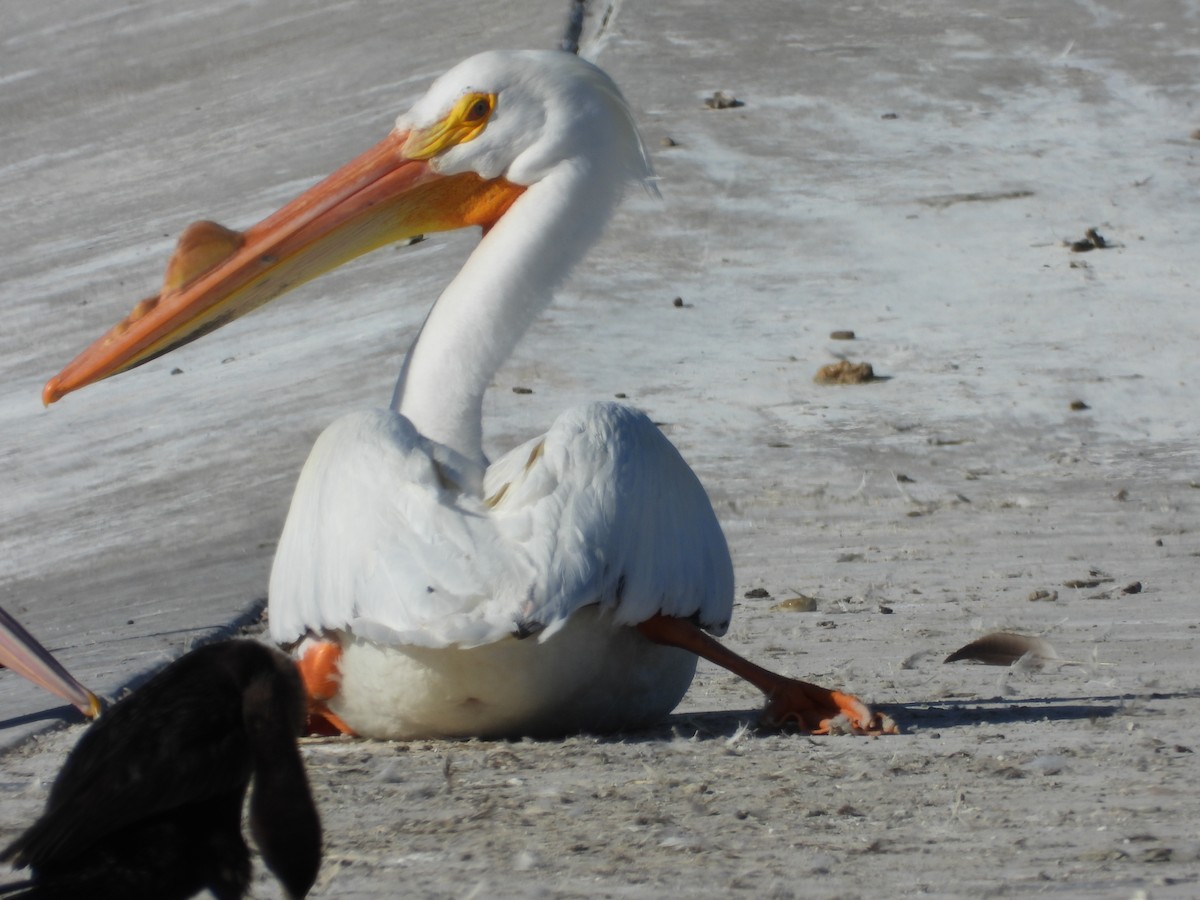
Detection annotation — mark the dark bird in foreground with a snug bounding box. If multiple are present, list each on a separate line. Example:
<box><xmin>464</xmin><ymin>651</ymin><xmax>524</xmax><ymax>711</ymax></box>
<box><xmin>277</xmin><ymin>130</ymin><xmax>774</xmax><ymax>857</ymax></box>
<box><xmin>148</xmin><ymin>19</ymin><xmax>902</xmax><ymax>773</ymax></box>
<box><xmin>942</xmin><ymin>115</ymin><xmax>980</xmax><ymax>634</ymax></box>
<box><xmin>1</xmin><ymin>640</ymin><xmax>321</xmax><ymax>899</ymax></box>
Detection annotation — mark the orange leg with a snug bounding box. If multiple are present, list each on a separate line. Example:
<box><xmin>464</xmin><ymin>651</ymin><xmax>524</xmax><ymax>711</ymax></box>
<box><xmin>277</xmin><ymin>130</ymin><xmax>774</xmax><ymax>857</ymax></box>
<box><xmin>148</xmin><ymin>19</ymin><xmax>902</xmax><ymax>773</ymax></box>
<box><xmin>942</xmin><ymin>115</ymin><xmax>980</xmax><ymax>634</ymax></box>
<box><xmin>295</xmin><ymin>640</ymin><xmax>357</xmax><ymax>736</ymax></box>
<box><xmin>637</xmin><ymin>614</ymin><xmax>898</xmax><ymax>735</ymax></box>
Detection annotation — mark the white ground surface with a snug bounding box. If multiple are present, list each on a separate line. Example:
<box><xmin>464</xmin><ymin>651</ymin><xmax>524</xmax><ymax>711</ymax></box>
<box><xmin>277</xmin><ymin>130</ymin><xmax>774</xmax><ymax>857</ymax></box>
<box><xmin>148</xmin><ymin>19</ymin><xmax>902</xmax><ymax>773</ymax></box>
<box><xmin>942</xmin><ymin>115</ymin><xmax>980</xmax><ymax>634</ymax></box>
<box><xmin>2</xmin><ymin>0</ymin><xmax>1199</xmax><ymax>897</ymax></box>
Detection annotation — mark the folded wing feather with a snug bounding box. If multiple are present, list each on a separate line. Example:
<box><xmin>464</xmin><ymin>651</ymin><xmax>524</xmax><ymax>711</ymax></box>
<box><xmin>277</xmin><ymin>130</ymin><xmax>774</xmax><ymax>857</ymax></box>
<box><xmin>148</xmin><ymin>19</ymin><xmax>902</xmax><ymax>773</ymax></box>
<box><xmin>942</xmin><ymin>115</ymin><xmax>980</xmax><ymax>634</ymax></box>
<box><xmin>268</xmin><ymin>403</ymin><xmax>732</xmax><ymax>648</ymax></box>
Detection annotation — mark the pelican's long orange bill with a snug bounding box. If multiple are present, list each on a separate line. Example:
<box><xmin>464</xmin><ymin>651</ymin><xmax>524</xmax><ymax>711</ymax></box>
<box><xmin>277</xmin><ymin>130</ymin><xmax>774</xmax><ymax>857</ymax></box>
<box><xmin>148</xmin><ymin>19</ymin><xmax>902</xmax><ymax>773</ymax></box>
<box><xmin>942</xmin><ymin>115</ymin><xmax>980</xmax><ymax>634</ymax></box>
<box><xmin>44</xmin><ymin>130</ymin><xmax>526</xmax><ymax>405</ymax></box>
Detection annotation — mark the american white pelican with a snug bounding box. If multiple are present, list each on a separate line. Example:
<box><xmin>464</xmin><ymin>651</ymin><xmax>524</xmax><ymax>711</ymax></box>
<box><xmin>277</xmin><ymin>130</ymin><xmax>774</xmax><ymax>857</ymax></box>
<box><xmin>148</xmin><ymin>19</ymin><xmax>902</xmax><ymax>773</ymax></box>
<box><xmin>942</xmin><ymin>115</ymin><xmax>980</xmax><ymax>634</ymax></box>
<box><xmin>36</xmin><ymin>50</ymin><xmax>895</xmax><ymax>737</ymax></box>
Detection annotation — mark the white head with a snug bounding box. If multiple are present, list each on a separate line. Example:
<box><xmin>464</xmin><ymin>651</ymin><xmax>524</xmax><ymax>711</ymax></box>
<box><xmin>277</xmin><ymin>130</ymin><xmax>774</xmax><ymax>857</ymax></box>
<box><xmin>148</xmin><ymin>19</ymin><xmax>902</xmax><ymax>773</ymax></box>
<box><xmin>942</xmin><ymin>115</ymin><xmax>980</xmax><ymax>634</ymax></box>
<box><xmin>400</xmin><ymin>50</ymin><xmax>655</xmax><ymax>191</ymax></box>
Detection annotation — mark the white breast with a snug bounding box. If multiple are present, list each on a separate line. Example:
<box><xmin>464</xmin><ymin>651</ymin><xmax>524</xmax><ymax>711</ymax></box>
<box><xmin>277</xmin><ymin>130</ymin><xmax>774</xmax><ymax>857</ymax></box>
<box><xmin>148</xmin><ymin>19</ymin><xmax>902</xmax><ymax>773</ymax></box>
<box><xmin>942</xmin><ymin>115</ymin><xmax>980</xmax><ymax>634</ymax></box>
<box><xmin>326</xmin><ymin>606</ymin><xmax>698</xmax><ymax>739</ymax></box>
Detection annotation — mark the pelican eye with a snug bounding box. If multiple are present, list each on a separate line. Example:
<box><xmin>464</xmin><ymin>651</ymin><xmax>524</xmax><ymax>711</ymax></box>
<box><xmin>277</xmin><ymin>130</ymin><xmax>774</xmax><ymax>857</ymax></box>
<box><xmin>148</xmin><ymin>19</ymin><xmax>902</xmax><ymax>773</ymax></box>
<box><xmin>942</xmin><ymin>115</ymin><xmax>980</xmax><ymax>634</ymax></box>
<box><xmin>402</xmin><ymin>92</ymin><xmax>497</xmax><ymax>160</ymax></box>
<box><xmin>463</xmin><ymin>96</ymin><xmax>492</xmax><ymax>123</ymax></box>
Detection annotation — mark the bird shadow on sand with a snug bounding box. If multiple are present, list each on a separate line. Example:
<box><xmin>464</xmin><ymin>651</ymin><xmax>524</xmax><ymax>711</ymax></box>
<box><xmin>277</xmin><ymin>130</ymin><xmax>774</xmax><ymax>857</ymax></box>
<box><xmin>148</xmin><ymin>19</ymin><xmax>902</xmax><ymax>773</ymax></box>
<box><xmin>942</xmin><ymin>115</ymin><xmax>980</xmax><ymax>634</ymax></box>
<box><xmin>875</xmin><ymin>690</ymin><xmax>1200</xmax><ymax>732</ymax></box>
<box><xmin>598</xmin><ymin>689</ymin><xmax>1200</xmax><ymax>744</ymax></box>
<box><xmin>614</xmin><ymin>698</ymin><xmax>1109</xmax><ymax>744</ymax></box>
<box><xmin>0</xmin><ymin>703</ymin><xmax>88</xmax><ymax>733</ymax></box>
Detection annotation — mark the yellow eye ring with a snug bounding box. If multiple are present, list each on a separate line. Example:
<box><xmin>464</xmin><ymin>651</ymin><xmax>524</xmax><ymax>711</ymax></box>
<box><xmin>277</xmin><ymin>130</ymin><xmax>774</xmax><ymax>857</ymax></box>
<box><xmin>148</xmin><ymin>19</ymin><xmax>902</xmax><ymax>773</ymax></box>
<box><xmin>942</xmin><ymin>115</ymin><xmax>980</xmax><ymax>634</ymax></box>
<box><xmin>402</xmin><ymin>92</ymin><xmax>496</xmax><ymax>161</ymax></box>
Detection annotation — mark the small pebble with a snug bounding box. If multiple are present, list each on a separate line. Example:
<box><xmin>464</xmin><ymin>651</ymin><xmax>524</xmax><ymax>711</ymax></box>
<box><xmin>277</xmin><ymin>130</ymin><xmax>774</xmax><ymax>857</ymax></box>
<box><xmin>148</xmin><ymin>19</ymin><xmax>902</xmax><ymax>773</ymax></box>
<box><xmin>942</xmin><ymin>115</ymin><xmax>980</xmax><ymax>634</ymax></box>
<box><xmin>814</xmin><ymin>360</ymin><xmax>876</xmax><ymax>384</ymax></box>
<box><xmin>1068</xmin><ymin>227</ymin><xmax>1109</xmax><ymax>253</ymax></box>
<box><xmin>704</xmin><ymin>91</ymin><xmax>744</xmax><ymax>109</ymax></box>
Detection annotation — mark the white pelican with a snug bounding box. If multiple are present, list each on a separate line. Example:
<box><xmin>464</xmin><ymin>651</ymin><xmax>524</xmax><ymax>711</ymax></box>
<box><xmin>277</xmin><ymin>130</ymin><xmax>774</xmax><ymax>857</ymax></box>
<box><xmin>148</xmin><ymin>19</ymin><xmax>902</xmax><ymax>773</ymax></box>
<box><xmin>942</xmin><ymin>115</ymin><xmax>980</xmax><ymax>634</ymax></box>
<box><xmin>35</xmin><ymin>50</ymin><xmax>894</xmax><ymax>738</ymax></box>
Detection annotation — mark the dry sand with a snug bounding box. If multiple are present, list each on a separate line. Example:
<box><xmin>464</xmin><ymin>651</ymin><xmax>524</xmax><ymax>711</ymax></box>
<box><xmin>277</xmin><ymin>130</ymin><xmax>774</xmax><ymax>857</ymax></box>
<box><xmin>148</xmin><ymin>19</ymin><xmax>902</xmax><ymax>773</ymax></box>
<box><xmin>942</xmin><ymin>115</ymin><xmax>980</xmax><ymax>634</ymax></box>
<box><xmin>2</xmin><ymin>0</ymin><xmax>1198</xmax><ymax>897</ymax></box>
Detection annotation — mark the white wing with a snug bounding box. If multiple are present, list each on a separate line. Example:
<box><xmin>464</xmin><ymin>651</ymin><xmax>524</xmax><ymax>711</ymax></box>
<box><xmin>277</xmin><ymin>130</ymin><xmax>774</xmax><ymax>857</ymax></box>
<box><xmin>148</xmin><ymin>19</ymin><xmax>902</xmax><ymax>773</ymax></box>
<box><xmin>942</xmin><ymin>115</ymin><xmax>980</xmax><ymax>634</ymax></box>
<box><xmin>268</xmin><ymin>409</ymin><xmax>530</xmax><ymax>647</ymax></box>
<box><xmin>484</xmin><ymin>402</ymin><xmax>732</xmax><ymax>637</ymax></box>
<box><xmin>268</xmin><ymin>403</ymin><xmax>732</xmax><ymax>648</ymax></box>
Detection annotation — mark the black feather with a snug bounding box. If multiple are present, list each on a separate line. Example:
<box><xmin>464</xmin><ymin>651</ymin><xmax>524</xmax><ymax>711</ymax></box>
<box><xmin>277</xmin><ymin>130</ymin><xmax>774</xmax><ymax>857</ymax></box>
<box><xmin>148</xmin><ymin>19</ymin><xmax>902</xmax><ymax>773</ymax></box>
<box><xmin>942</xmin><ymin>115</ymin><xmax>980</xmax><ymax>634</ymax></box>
<box><xmin>1</xmin><ymin>640</ymin><xmax>320</xmax><ymax>899</ymax></box>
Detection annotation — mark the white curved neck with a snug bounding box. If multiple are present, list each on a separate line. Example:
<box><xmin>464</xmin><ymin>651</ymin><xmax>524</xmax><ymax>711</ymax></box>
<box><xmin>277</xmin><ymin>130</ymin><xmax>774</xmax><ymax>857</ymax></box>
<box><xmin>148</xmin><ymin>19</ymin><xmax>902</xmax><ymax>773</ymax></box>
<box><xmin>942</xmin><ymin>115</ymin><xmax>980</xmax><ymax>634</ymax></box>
<box><xmin>390</xmin><ymin>160</ymin><xmax>623</xmax><ymax>468</ymax></box>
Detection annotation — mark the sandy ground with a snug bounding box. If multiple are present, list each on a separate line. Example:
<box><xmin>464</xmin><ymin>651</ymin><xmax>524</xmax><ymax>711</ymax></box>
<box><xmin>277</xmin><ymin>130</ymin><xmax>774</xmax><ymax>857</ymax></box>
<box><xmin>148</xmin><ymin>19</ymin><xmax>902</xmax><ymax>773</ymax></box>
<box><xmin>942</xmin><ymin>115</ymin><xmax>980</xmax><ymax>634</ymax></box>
<box><xmin>2</xmin><ymin>0</ymin><xmax>1199</xmax><ymax>897</ymax></box>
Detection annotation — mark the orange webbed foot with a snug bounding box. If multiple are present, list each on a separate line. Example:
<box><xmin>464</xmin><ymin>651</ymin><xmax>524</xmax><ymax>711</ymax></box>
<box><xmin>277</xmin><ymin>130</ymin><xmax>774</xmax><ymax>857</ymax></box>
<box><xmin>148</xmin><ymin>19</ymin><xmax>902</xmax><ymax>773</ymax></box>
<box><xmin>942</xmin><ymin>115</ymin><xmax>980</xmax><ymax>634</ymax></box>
<box><xmin>296</xmin><ymin>639</ymin><xmax>356</xmax><ymax>737</ymax></box>
<box><xmin>761</xmin><ymin>678</ymin><xmax>899</xmax><ymax>735</ymax></box>
<box><xmin>635</xmin><ymin>614</ymin><xmax>900</xmax><ymax>735</ymax></box>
